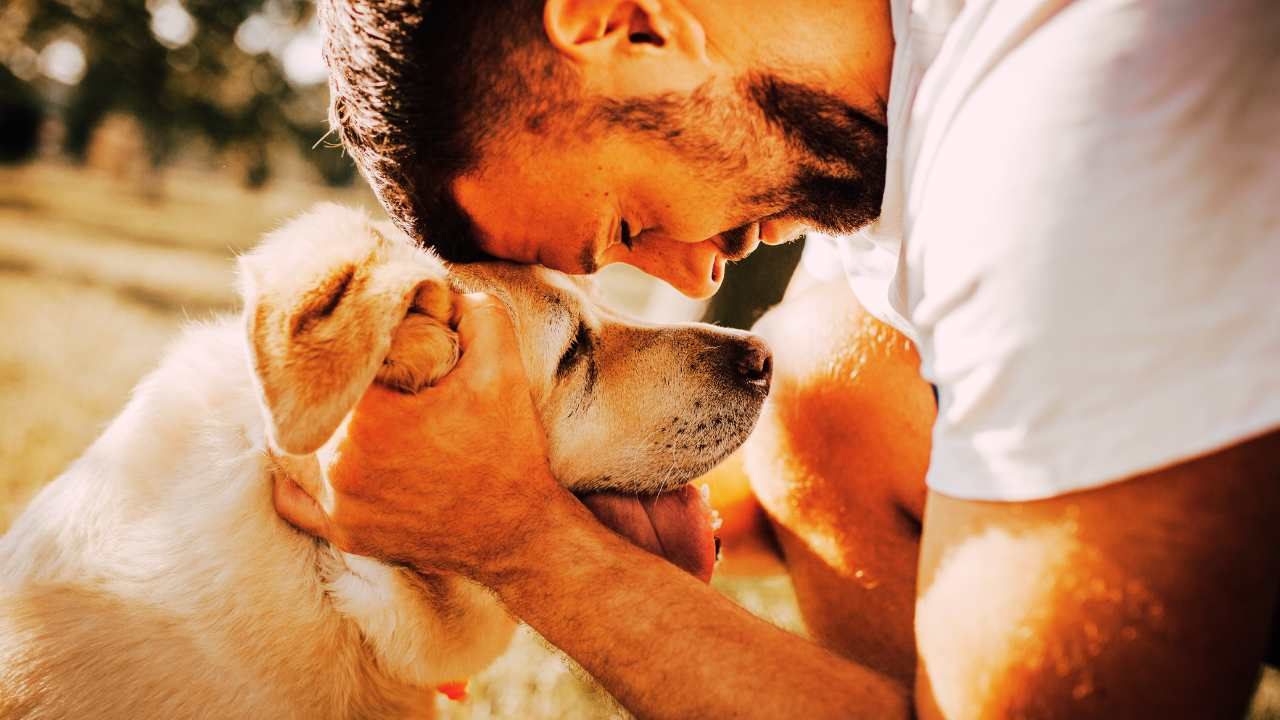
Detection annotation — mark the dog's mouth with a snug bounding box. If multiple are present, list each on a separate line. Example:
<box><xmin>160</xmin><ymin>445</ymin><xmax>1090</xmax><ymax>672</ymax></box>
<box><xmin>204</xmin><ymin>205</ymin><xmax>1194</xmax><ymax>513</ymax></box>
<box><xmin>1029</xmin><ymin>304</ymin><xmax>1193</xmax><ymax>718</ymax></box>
<box><xmin>576</xmin><ymin>485</ymin><xmax>717</xmax><ymax>583</ymax></box>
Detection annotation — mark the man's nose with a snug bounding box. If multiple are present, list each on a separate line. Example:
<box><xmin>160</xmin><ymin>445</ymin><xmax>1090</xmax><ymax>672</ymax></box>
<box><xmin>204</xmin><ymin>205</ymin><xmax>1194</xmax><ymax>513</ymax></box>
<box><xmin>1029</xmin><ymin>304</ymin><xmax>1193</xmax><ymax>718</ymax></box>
<box><xmin>606</xmin><ymin>234</ymin><xmax>724</xmax><ymax>299</ymax></box>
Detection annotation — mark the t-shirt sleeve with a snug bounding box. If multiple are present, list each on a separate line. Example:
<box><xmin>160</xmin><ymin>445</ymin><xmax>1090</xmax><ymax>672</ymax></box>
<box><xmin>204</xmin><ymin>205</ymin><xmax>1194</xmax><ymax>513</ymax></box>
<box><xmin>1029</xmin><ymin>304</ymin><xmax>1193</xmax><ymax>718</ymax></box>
<box><xmin>909</xmin><ymin>2</ymin><xmax>1280</xmax><ymax>501</ymax></box>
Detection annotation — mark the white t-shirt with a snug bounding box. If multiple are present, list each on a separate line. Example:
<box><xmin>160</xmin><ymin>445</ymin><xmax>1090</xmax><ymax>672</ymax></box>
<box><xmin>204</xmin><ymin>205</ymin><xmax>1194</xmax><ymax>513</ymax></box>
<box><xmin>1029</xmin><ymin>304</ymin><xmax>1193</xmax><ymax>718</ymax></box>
<box><xmin>805</xmin><ymin>0</ymin><xmax>1280</xmax><ymax>501</ymax></box>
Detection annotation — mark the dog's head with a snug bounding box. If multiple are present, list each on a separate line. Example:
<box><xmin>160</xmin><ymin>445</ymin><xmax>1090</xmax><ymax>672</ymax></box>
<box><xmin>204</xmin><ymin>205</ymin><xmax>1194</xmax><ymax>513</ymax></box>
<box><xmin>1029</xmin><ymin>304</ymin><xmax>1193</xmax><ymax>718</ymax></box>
<box><xmin>240</xmin><ymin>206</ymin><xmax>770</xmax><ymax>497</ymax></box>
<box><xmin>451</xmin><ymin>263</ymin><xmax>771</xmax><ymax>494</ymax></box>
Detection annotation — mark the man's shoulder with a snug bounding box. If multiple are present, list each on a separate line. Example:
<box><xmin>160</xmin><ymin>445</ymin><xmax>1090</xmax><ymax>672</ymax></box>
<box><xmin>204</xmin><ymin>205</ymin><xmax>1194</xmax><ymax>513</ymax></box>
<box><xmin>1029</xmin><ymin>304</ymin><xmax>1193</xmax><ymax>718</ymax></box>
<box><xmin>909</xmin><ymin>0</ymin><xmax>1278</xmax><ymax>246</ymax></box>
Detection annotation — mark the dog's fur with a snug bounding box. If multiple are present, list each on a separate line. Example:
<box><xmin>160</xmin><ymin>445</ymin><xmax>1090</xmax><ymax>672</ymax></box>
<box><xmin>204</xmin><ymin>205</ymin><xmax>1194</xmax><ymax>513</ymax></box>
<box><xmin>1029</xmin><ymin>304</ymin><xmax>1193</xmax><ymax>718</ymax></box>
<box><xmin>0</xmin><ymin>204</ymin><xmax>769</xmax><ymax>719</ymax></box>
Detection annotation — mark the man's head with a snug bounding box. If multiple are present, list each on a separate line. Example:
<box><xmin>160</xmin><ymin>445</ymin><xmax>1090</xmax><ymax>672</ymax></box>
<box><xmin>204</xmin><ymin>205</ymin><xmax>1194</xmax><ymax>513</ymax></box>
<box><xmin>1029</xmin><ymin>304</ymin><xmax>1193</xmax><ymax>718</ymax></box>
<box><xmin>320</xmin><ymin>0</ymin><xmax>893</xmax><ymax>297</ymax></box>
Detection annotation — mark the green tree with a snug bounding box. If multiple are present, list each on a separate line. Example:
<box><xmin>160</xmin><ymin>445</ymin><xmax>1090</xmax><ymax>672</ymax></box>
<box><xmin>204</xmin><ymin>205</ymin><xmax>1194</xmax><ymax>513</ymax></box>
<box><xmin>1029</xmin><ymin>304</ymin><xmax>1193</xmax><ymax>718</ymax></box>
<box><xmin>4</xmin><ymin>0</ymin><xmax>353</xmax><ymax>185</ymax></box>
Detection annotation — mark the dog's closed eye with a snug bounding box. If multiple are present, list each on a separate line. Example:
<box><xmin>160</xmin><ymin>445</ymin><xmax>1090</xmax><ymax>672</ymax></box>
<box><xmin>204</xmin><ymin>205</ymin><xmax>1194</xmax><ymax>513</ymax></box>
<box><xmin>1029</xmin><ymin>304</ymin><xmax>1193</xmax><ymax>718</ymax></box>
<box><xmin>556</xmin><ymin>321</ymin><xmax>591</xmax><ymax>378</ymax></box>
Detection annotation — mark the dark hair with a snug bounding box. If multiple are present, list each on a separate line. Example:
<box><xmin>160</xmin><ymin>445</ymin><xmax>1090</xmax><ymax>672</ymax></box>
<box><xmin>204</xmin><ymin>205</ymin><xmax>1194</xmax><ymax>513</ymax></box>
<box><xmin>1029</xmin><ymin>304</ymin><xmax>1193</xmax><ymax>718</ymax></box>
<box><xmin>318</xmin><ymin>0</ymin><xmax>552</xmax><ymax>261</ymax></box>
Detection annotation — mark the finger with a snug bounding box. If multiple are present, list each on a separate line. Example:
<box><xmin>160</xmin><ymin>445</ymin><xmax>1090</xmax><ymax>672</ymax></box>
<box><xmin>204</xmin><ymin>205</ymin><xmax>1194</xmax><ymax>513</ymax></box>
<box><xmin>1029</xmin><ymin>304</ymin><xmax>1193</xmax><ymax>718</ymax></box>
<box><xmin>451</xmin><ymin>292</ymin><xmax>521</xmax><ymax>385</ymax></box>
<box><xmin>454</xmin><ymin>292</ymin><xmax>515</xmax><ymax>353</ymax></box>
<box><xmin>272</xmin><ymin>473</ymin><xmax>332</xmax><ymax>539</ymax></box>
<box><xmin>353</xmin><ymin>381</ymin><xmax>423</xmax><ymax>421</ymax></box>
<box><xmin>448</xmin><ymin>289</ymin><xmax>469</xmax><ymax>328</ymax></box>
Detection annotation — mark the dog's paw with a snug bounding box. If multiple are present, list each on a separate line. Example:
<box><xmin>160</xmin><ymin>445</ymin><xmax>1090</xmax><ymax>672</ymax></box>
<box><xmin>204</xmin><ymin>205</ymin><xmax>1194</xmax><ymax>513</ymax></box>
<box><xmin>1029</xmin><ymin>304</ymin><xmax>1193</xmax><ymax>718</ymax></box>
<box><xmin>376</xmin><ymin>281</ymin><xmax>459</xmax><ymax>393</ymax></box>
<box><xmin>241</xmin><ymin>203</ymin><xmax>457</xmax><ymax>455</ymax></box>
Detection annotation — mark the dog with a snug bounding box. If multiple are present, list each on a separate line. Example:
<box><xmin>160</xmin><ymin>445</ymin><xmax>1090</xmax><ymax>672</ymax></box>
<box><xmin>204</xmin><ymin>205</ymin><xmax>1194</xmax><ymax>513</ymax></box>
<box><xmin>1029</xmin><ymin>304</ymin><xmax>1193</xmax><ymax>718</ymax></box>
<box><xmin>0</xmin><ymin>204</ymin><xmax>771</xmax><ymax>719</ymax></box>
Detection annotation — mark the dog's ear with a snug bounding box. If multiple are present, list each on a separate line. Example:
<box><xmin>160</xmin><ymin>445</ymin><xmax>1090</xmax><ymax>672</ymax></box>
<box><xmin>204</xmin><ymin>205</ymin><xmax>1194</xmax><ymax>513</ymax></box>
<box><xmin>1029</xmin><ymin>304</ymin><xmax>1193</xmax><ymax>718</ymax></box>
<box><xmin>238</xmin><ymin>204</ymin><xmax>456</xmax><ymax>455</ymax></box>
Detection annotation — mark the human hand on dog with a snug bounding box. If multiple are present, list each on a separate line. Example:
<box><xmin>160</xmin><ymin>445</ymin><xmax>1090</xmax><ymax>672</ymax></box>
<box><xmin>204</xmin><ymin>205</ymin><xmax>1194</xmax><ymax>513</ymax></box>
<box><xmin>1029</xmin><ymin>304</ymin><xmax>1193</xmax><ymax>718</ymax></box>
<box><xmin>272</xmin><ymin>292</ymin><xmax>716</xmax><ymax>584</ymax></box>
<box><xmin>272</xmin><ymin>292</ymin><xmax>561</xmax><ymax>579</ymax></box>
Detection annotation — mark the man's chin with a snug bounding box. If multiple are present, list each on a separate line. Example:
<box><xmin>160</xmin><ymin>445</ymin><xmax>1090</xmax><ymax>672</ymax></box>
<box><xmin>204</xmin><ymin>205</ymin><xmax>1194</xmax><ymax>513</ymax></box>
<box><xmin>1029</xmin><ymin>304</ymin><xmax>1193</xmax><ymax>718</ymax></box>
<box><xmin>576</xmin><ymin>485</ymin><xmax>717</xmax><ymax>583</ymax></box>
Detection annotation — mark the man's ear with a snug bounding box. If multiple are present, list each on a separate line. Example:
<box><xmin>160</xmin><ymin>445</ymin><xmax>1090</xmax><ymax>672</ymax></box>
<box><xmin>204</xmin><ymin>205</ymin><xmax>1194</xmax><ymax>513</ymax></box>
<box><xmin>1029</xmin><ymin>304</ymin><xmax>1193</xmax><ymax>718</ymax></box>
<box><xmin>542</xmin><ymin>0</ymin><xmax>709</xmax><ymax>95</ymax></box>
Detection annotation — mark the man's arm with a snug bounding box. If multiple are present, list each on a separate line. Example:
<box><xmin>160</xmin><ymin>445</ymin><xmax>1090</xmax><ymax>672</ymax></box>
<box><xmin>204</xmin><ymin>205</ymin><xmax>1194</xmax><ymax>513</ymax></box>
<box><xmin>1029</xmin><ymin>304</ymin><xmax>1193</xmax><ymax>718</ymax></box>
<box><xmin>729</xmin><ymin>276</ymin><xmax>1280</xmax><ymax>716</ymax></box>
<box><xmin>741</xmin><ymin>277</ymin><xmax>934</xmax><ymax>685</ymax></box>
<box><xmin>899</xmin><ymin>4</ymin><xmax>1280</xmax><ymax>713</ymax></box>
<box><xmin>490</xmin><ymin>487</ymin><xmax>911</xmax><ymax>720</ymax></box>
<box><xmin>915</xmin><ymin>429</ymin><xmax>1280</xmax><ymax>719</ymax></box>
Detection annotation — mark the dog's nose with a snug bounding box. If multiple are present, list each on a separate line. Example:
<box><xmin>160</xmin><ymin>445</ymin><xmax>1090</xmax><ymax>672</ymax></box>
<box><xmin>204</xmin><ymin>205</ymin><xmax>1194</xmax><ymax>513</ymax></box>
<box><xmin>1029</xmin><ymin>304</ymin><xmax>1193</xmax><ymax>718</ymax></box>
<box><xmin>725</xmin><ymin>335</ymin><xmax>772</xmax><ymax>391</ymax></box>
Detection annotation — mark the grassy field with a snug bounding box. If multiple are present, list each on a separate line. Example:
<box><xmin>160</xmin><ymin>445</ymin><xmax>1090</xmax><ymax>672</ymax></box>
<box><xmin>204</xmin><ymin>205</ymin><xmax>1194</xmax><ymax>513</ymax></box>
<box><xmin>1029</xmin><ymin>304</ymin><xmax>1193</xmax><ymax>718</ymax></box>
<box><xmin>0</xmin><ymin>162</ymin><xmax>374</xmax><ymax>525</ymax></box>
<box><xmin>0</xmin><ymin>162</ymin><xmax>1274</xmax><ymax>718</ymax></box>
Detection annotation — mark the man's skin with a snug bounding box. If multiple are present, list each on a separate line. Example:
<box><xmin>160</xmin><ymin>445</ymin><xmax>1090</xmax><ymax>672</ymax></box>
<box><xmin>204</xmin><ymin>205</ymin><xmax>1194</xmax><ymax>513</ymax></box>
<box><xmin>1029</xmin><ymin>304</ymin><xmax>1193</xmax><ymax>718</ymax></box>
<box><xmin>740</xmin><ymin>277</ymin><xmax>935</xmax><ymax>688</ymax></box>
<box><xmin>278</xmin><ymin>1</ymin><xmax>1280</xmax><ymax>717</ymax></box>
<box><xmin>450</xmin><ymin>0</ymin><xmax>894</xmax><ymax>299</ymax></box>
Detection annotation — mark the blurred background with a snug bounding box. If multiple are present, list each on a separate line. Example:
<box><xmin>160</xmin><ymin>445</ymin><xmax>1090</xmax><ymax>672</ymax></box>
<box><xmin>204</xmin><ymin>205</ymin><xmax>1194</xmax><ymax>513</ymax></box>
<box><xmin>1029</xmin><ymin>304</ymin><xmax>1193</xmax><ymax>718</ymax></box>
<box><xmin>0</xmin><ymin>1</ymin><xmax>1274</xmax><ymax>717</ymax></box>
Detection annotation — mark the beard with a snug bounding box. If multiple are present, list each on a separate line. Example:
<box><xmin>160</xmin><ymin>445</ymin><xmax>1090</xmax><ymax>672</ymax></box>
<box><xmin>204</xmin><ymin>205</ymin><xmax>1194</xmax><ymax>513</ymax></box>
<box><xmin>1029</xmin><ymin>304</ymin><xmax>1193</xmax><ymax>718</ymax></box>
<box><xmin>591</xmin><ymin>71</ymin><xmax>889</xmax><ymax>237</ymax></box>
<box><xmin>744</xmin><ymin>73</ymin><xmax>889</xmax><ymax>235</ymax></box>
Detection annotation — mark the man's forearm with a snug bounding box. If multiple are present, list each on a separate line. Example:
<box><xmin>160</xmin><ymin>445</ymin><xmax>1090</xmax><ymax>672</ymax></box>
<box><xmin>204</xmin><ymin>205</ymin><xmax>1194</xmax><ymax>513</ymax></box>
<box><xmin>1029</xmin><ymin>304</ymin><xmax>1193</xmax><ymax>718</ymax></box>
<box><xmin>485</xmin><ymin>493</ymin><xmax>911</xmax><ymax>720</ymax></box>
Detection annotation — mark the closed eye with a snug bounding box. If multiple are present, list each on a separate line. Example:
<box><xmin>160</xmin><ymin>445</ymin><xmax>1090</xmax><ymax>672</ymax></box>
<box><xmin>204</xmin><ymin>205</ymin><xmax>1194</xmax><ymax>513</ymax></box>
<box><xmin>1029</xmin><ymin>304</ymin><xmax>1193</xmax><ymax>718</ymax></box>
<box><xmin>556</xmin><ymin>321</ymin><xmax>591</xmax><ymax>378</ymax></box>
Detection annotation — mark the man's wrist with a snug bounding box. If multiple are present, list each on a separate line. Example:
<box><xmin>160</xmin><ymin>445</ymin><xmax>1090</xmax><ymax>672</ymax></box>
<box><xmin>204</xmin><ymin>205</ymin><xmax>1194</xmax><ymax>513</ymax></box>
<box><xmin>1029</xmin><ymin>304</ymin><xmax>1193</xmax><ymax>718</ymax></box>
<box><xmin>465</xmin><ymin>470</ymin><xmax>604</xmax><ymax>593</ymax></box>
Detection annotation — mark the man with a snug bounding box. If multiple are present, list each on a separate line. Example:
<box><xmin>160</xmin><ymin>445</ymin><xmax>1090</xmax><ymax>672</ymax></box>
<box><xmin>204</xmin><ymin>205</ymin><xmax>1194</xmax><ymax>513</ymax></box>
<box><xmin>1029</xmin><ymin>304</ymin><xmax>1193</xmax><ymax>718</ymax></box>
<box><xmin>277</xmin><ymin>1</ymin><xmax>1280</xmax><ymax>717</ymax></box>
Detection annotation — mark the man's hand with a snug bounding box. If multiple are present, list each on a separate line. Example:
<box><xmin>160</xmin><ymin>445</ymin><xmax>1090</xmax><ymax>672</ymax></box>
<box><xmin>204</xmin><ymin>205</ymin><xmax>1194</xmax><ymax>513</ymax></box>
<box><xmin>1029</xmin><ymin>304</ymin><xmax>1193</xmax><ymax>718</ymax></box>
<box><xmin>271</xmin><ymin>291</ymin><xmax>718</xmax><ymax>583</ymax></box>
<box><xmin>272</xmin><ymin>292</ymin><xmax>566</xmax><ymax>579</ymax></box>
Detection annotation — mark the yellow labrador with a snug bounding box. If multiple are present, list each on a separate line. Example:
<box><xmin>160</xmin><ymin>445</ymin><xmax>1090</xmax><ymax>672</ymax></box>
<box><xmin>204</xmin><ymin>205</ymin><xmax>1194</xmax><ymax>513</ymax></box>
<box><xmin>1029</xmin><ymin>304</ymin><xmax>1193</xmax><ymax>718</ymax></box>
<box><xmin>0</xmin><ymin>204</ymin><xmax>771</xmax><ymax>719</ymax></box>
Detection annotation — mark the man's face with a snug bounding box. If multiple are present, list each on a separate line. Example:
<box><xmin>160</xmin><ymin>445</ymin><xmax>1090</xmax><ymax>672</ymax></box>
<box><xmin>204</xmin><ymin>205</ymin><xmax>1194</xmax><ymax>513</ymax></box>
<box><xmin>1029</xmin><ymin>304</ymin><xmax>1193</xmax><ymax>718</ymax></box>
<box><xmin>451</xmin><ymin>1</ymin><xmax>894</xmax><ymax>298</ymax></box>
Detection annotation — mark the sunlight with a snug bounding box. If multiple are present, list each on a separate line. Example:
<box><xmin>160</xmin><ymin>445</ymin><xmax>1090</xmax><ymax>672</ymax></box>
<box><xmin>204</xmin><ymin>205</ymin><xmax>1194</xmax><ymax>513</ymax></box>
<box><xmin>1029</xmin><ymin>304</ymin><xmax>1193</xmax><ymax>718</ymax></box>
<box><xmin>38</xmin><ymin>39</ymin><xmax>85</xmax><ymax>86</ymax></box>
<box><xmin>148</xmin><ymin>0</ymin><xmax>196</xmax><ymax>50</ymax></box>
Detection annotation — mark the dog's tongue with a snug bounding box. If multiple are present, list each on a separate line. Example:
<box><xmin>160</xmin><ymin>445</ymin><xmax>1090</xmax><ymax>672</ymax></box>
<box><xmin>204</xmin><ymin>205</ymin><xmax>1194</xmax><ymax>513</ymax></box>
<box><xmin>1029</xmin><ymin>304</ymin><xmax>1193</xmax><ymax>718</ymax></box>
<box><xmin>579</xmin><ymin>485</ymin><xmax>716</xmax><ymax>583</ymax></box>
